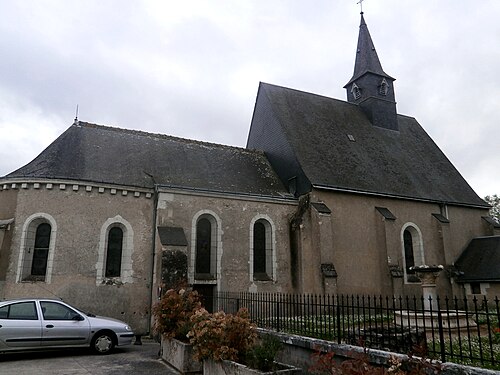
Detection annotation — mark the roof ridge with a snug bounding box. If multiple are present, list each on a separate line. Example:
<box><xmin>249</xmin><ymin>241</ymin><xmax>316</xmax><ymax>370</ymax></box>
<box><xmin>260</xmin><ymin>82</ymin><xmax>417</xmax><ymax>120</ymax></box>
<box><xmin>76</xmin><ymin>121</ymin><xmax>262</xmax><ymax>155</ymax></box>
<box><xmin>260</xmin><ymin>82</ymin><xmax>356</xmax><ymax>107</ymax></box>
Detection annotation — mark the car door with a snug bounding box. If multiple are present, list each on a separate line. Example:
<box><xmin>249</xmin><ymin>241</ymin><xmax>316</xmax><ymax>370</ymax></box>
<box><xmin>40</xmin><ymin>301</ymin><xmax>91</xmax><ymax>347</ymax></box>
<box><xmin>0</xmin><ymin>301</ymin><xmax>42</xmax><ymax>349</ymax></box>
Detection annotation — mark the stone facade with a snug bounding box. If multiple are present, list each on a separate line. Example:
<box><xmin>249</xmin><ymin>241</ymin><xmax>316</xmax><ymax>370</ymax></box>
<box><xmin>153</xmin><ymin>189</ymin><xmax>297</xmax><ymax>299</ymax></box>
<box><xmin>0</xmin><ymin>181</ymin><xmax>154</xmax><ymax>334</ymax></box>
<box><xmin>283</xmin><ymin>190</ymin><xmax>491</xmax><ymax>297</ymax></box>
<box><xmin>0</xmin><ymin>13</ymin><xmax>497</xmax><ymax>339</ymax></box>
<box><xmin>0</xmin><ymin>181</ymin><xmax>298</xmax><ymax>334</ymax></box>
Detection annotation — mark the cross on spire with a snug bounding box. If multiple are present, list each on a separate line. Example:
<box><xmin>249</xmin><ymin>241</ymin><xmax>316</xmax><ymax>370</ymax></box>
<box><xmin>357</xmin><ymin>0</ymin><xmax>364</xmax><ymax>14</ymax></box>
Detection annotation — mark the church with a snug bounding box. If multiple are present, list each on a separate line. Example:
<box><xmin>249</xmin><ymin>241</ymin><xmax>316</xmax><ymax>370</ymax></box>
<box><xmin>1</xmin><ymin>13</ymin><xmax>499</xmax><ymax>336</ymax></box>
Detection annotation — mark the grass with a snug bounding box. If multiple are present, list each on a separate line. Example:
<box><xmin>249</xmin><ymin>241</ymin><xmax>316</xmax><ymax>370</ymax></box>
<box><xmin>427</xmin><ymin>336</ymin><xmax>500</xmax><ymax>370</ymax></box>
<box><xmin>255</xmin><ymin>312</ymin><xmax>500</xmax><ymax>370</ymax></box>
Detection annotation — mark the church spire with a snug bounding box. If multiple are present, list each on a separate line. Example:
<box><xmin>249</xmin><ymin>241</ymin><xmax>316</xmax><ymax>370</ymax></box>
<box><xmin>344</xmin><ymin>13</ymin><xmax>398</xmax><ymax>131</ymax></box>
<box><xmin>346</xmin><ymin>14</ymin><xmax>393</xmax><ymax>86</ymax></box>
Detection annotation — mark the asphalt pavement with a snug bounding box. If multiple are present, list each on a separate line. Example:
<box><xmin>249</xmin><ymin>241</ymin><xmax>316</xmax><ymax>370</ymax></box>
<box><xmin>0</xmin><ymin>339</ymin><xmax>179</xmax><ymax>375</ymax></box>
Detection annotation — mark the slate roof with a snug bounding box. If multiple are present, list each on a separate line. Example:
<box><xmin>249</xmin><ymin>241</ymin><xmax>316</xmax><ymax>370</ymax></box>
<box><xmin>157</xmin><ymin>226</ymin><xmax>188</xmax><ymax>247</ymax></box>
<box><xmin>247</xmin><ymin>82</ymin><xmax>488</xmax><ymax>208</ymax></box>
<box><xmin>455</xmin><ymin>236</ymin><xmax>500</xmax><ymax>282</ymax></box>
<box><xmin>345</xmin><ymin>14</ymin><xmax>394</xmax><ymax>87</ymax></box>
<box><xmin>3</xmin><ymin>121</ymin><xmax>290</xmax><ymax>198</ymax></box>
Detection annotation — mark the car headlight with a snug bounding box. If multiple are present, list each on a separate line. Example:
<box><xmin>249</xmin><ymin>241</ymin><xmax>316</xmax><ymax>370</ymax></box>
<box><xmin>124</xmin><ymin>325</ymin><xmax>132</xmax><ymax>331</ymax></box>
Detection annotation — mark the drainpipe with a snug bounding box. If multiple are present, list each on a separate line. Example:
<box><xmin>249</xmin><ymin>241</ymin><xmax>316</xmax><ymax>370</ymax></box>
<box><xmin>144</xmin><ymin>173</ymin><xmax>159</xmax><ymax>341</ymax></box>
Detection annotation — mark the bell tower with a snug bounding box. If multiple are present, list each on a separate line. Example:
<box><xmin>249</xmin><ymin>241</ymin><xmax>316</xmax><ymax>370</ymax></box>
<box><xmin>344</xmin><ymin>13</ymin><xmax>398</xmax><ymax>131</ymax></box>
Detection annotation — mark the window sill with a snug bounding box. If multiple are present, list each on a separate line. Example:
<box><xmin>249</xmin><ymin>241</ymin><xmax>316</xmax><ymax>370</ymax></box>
<box><xmin>21</xmin><ymin>275</ymin><xmax>46</xmax><ymax>282</ymax></box>
<box><xmin>195</xmin><ymin>274</ymin><xmax>216</xmax><ymax>280</ymax></box>
<box><xmin>101</xmin><ymin>277</ymin><xmax>124</xmax><ymax>286</ymax></box>
<box><xmin>253</xmin><ymin>273</ymin><xmax>273</xmax><ymax>282</ymax></box>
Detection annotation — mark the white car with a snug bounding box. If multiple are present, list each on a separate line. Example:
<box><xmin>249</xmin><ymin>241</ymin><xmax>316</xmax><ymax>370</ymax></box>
<box><xmin>0</xmin><ymin>298</ymin><xmax>134</xmax><ymax>354</ymax></box>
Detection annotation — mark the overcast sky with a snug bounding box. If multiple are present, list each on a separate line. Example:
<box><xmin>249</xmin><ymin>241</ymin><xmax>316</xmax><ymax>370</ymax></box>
<box><xmin>1</xmin><ymin>0</ymin><xmax>499</xmax><ymax>198</ymax></box>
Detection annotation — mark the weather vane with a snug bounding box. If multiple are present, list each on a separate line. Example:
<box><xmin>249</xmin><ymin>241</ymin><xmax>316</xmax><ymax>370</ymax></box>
<box><xmin>357</xmin><ymin>0</ymin><xmax>364</xmax><ymax>14</ymax></box>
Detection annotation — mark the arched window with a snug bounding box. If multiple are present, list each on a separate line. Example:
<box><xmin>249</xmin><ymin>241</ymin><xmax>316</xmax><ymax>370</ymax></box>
<box><xmin>250</xmin><ymin>217</ymin><xmax>275</xmax><ymax>281</ymax></box>
<box><xmin>379</xmin><ymin>78</ymin><xmax>389</xmax><ymax>96</ymax></box>
<box><xmin>351</xmin><ymin>83</ymin><xmax>361</xmax><ymax>100</ymax></box>
<box><xmin>17</xmin><ymin>213</ymin><xmax>57</xmax><ymax>283</ymax></box>
<box><xmin>31</xmin><ymin>223</ymin><xmax>51</xmax><ymax>277</ymax></box>
<box><xmin>403</xmin><ymin>229</ymin><xmax>415</xmax><ymax>278</ymax></box>
<box><xmin>195</xmin><ymin>215</ymin><xmax>217</xmax><ymax>279</ymax></box>
<box><xmin>253</xmin><ymin>221</ymin><xmax>266</xmax><ymax>275</ymax></box>
<box><xmin>401</xmin><ymin>224</ymin><xmax>424</xmax><ymax>283</ymax></box>
<box><xmin>97</xmin><ymin>215</ymin><xmax>134</xmax><ymax>285</ymax></box>
<box><xmin>105</xmin><ymin>227</ymin><xmax>123</xmax><ymax>277</ymax></box>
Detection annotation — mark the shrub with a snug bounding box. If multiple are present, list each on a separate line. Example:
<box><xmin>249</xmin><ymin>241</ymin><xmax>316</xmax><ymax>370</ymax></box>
<box><xmin>152</xmin><ymin>287</ymin><xmax>202</xmax><ymax>341</ymax></box>
<box><xmin>309</xmin><ymin>348</ymin><xmax>390</xmax><ymax>375</ymax></box>
<box><xmin>245</xmin><ymin>334</ymin><xmax>284</xmax><ymax>372</ymax></box>
<box><xmin>187</xmin><ymin>307</ymin><xmax>257</xmax><ymax>363</ymax></box>
<box><xmin>309</xmin><ymin>345</ymin><xmax>442</xmax><ymax>375</ymax></box>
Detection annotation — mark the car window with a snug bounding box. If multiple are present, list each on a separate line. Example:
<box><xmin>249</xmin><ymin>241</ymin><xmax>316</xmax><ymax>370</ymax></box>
<box><xmin>40</xmin><ymin>301</ymin><xmax>80</xmax><ymax>320</ymax></box>
<box><xmin>0</xmin><ymin>302</ymin><xmax>38</xmax><ymax>320</ymax></box>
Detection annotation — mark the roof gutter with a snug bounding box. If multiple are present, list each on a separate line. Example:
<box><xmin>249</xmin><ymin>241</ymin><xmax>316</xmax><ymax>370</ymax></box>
<box><xmin>312</xmin><ymin>184</ymin><xmax>490</xmax><ymax>209</ymax></box>
<box><xmin>456</xmin><ymin>278</ymin><xmax>500</xmax><ymax>283</ymax></box>
<box><xmin>156</xmin><ymin>184</ymin><xmax>296</xmax><ymax>204</ymax></box>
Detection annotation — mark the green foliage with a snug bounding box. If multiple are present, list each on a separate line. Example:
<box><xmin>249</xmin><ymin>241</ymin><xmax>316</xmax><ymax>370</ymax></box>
<box><xmin>441</xmin><ymin>335</ymin><xmax>500</xmax><ymax>370</ymax></box>
<box><xmin>245</xmin><ymin>334</ymin><xmax>284</xmax><ymax>372</ymax></box>
<box><xmin>484</xmin><ymin>194</ymin><xmax>500</xmax><ymax>223</ymax></box>
<box><xmin>187</xmin><ymin>308</ymin><xmax>258</xmax><ymax>362</ymax></box>
<box><xmin>263</xmin><ymin>311</ymin><xmax>500</xmax><ymax>370</ymax></box>
<box><xmin>152</xmin><ymin>287</ymin><xmax>202</xmax><ymax>341</ymax></box>
<box><xmin>259</xmin><ymin>313</ymin><xmax>392</xmax><ymax>341</ymax></box>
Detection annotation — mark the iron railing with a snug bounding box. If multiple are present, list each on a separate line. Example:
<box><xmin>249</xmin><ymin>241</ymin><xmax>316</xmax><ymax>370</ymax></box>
<box><xmin>207</xmin><ymin>292</ymin><xmax>500</xmax><ymax>370</ymax></box>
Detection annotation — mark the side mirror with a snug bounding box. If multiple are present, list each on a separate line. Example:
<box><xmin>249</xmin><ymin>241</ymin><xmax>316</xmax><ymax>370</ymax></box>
<box><xmin>72</xmin><ymin>314</ymin><xmax>84</xmax><ymax>321</ymax></box>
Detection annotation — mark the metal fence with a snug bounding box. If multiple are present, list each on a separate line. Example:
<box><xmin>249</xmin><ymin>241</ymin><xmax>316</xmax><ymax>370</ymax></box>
<box><xmin>208</xmin><ymin>291</ymin><xmax>500</xmax><ymax>370</ymax></box>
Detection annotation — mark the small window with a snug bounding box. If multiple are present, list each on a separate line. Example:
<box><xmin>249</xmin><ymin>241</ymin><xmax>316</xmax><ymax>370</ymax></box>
<box><xmin>105</xmin><ymin>227</ymin><xmax>123</xmax><ymax>277</ymax></box>
<box><xmin>470</xmin><ymin>282</ymin><xmax>481</xmax><ymax>295</ymax></box>
<box><xmin>379</xmin><ymin>78</ymin><xmax>389</xmax><ymax>96</ymax></box>
<box><xmin>0</xmin><ymin>302</ymin><xmax>38</xmax><ymax>320</ymax></box>
<box><xmin>351</xmin><ymin>83</ymin><xmax>361</xmax><ymax>100</ymax></box>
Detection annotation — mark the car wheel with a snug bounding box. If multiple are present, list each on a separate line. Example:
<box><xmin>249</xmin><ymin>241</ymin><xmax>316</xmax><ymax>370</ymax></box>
<box><xmin>91</xmin><ymin>331</ymin><xmax>115</xmax><ymax>354</ymax></box>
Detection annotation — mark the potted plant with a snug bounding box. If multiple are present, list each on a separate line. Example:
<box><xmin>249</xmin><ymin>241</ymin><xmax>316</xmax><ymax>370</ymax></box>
<box><xmin>152</xmin><ymin>287</ymin><xmax>203</xmax><ymax>374</ymax></box>
<box><xmin>188</xmin><ymin>308</ymin><xmax>300</xmax><ymax>374</ymax></box>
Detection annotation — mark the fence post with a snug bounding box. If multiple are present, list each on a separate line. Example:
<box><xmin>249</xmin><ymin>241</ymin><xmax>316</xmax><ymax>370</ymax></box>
<box><xmin>436</xmin><ymin>297</ymin><xmax>446</xmax><ymax>363</ymax></box>
<box><xmin>336</xmin><ymin>295</ymin><xmax>341</xmax><ymax>344</ymax></box>
<box><xmin>276</xmin><ymin>297</ymin><xmax>281</xmax><ymax>332</ymax></box>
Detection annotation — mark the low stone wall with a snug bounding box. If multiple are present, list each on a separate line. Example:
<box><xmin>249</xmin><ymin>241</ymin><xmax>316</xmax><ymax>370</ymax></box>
<box><xmin>259</xmin><ymin>329</ymin><xmax>500</xmax><ymax>375</ymax></box>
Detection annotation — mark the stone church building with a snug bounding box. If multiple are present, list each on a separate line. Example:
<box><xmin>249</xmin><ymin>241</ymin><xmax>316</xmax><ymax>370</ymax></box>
<box><xmin>1</xmin><ymin>14</ymin><xmax>499</xmax><ymax>335</ymax></box>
